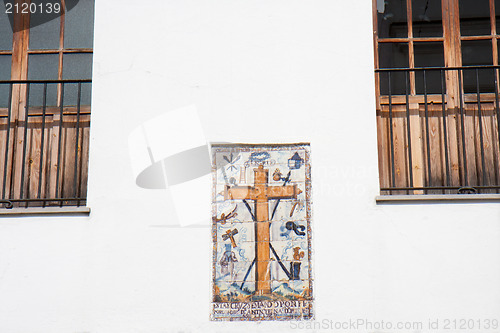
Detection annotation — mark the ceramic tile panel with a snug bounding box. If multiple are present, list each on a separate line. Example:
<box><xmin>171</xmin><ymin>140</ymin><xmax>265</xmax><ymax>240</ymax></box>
<box><xmin>211</xmin><ymin>143</ymin><xmax>313</xmax><ymax>321</ymax></box>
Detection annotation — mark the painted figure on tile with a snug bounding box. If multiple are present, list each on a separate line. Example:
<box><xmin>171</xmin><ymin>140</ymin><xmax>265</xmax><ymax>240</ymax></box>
<box><xmin>220</xmin><ymin>244</ymin><xmax>238</xmax><ymax>280</ymax></box>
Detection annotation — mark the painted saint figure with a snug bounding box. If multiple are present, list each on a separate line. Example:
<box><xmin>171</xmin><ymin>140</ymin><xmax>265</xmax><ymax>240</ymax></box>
<box><xmin>219</xmin><ymin>247</ymin><xmax>238</xmax><ymax>280</ymax></box>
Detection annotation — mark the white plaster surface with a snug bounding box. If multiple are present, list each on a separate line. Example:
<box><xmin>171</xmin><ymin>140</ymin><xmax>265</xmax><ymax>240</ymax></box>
<box><xmin>0</xmin><ymin>0</ymin><xmax>498</xmax><ymax>332</ymax></box>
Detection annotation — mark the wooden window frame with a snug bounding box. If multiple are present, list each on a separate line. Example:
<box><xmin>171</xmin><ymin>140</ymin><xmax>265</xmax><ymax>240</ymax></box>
<box><xmin>0</xmin><ymin>0</ymin><xmax>93</xmax><ymax>101</ymax></box>
<box><xmin>0</xmin><ymin>0</ymin><xmax>93</xmax><ymax>210</ymax></box>
<box><xmin>373</xmin><ymin>0</ymin><xmax>500</xmax><ymax>196</ymax></box>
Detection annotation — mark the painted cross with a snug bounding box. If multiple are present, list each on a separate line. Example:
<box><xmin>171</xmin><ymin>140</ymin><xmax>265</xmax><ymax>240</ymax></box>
<box><xmin>224</xmin><ymin>164</ymin><xmax>302</xmax><ymax>294</ymax></box>
<box><xmin>222</xmin><ymin>228</ymin><xmax>239</xmax><ymax>248</ymax></box>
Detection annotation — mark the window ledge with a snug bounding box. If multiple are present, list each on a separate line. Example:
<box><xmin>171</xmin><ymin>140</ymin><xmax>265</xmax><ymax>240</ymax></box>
<box><xmin>376</xmin><ymin>194</ymin><xmax>500</xmax><ymax>204</ymax></box>
<box><xmin>0</xmin><ymin>206</ymin><xmax>91</xmax><ymax>216</ymax></box>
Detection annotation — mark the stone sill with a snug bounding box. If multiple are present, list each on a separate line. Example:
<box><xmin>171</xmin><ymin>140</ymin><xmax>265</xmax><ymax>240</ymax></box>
<box><xmin>376</xmin><ymin>194</ymin><xmax>500</xmax><ymax>204</ymax></box>
<box><xmin>0</xmin><ymin>206</ymin><xmax>91</xmax><ymax>216</ymax></box>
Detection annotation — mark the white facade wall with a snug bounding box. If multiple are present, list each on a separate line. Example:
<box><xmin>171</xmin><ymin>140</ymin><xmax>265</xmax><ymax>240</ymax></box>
<box><xmin>0</xmin><ymin>0</ymin><xmax>498</xmax><ymax>332</ymax></box>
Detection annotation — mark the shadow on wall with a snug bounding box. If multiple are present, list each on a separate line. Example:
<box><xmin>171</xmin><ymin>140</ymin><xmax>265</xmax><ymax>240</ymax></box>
<box><xmin>128</xmin><ymin>105</ymin><xmax>233</xmax><ymax>227</ymax></box>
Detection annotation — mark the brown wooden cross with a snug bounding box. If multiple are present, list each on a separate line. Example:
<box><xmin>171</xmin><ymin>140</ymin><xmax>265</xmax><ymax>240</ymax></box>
<box><xmin>224</xmin><ymin>164</ymin><xmax>302</xmax><ymax>294</ymax></box>
<box><xmin>222</xmin><ymin>228</ymin><xmax>238</xmax><ymax>248</ymax></box>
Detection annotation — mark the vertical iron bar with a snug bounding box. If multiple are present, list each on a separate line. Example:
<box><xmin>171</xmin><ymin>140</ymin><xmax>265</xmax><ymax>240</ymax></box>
<box><xmin>495</xmin><ymin>68</ymin><xmax>500</xmax><ymax>193</ymax></box>
<box><xmin>73</xmin><ymin>82</ymin><xmax>81</xmax><ymax>206</ymax></box>
<box><xmin>405</xmin><ymin>71</ymin><xmax>414</xmax><ymax>189</ymax></box>
<box><xmin>441</xmin><ymin>69</ymin><xmax>450</xmax><ymax>188</ymax></box>
<box><xmin>19</xmin><ymin>83</ymin><xmax>30</xmax><ymax>205</ymax></box>
<box><xmin>423</xmin><ymin>70</ymin><xmax>432</xmax><ymax>192</ymax></box>
<box><xmin>476</xmin><ymin>68</ymin><xmax>487</xmax><ymax>187</ymax></box>
<box><xmin>2</xmin><ymin>83</ymin><xmax>12</xmax><ymax>200</ymax></box>
<box><xmin>458</xmin><ymin>69</ymin><xmax>468</xmax><ymax>186</ymax></box>
<box><xmin>55</xmin><ymin>83</ymin><xmax>64</xmax><ymax>205</ymax></box>
<box><xmin>388</xmin><ymin>72</ymin><xmax>396</xmax><ymax>190</ymax></box>
<box><xmin>37</xmin><ymin>83</ymin><xmax>47</xmax><ymax>203</ymax></box>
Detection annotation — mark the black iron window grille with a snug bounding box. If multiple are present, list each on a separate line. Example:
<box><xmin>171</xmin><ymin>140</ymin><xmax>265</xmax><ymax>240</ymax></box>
<box><xmin>376</xmin><ymin>66</ymin><xmax>500</xmax><ymax>195</ymax></box>
<box><xmin>0</xmin><ymin>79</ymin><xmax>91</xmax><ymax>208</ymax></box>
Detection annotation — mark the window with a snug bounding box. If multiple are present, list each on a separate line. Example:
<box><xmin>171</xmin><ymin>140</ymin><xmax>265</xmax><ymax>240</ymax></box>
<box><xmin>0</xmin><ymin>0</ymin><xmax>94</xmax><ymax>209</ymax></box>
<box><xmin>374</xmin><ymin>0</ymin><xmax>500</xmax><ymax>195</ymax></box>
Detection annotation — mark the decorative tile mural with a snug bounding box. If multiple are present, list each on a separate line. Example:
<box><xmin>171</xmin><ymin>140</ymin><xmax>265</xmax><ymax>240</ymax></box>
<box><xmin>211</xmin><ymin>144</ymin><xmax>313</xmax><ymax>321</ymax></box>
